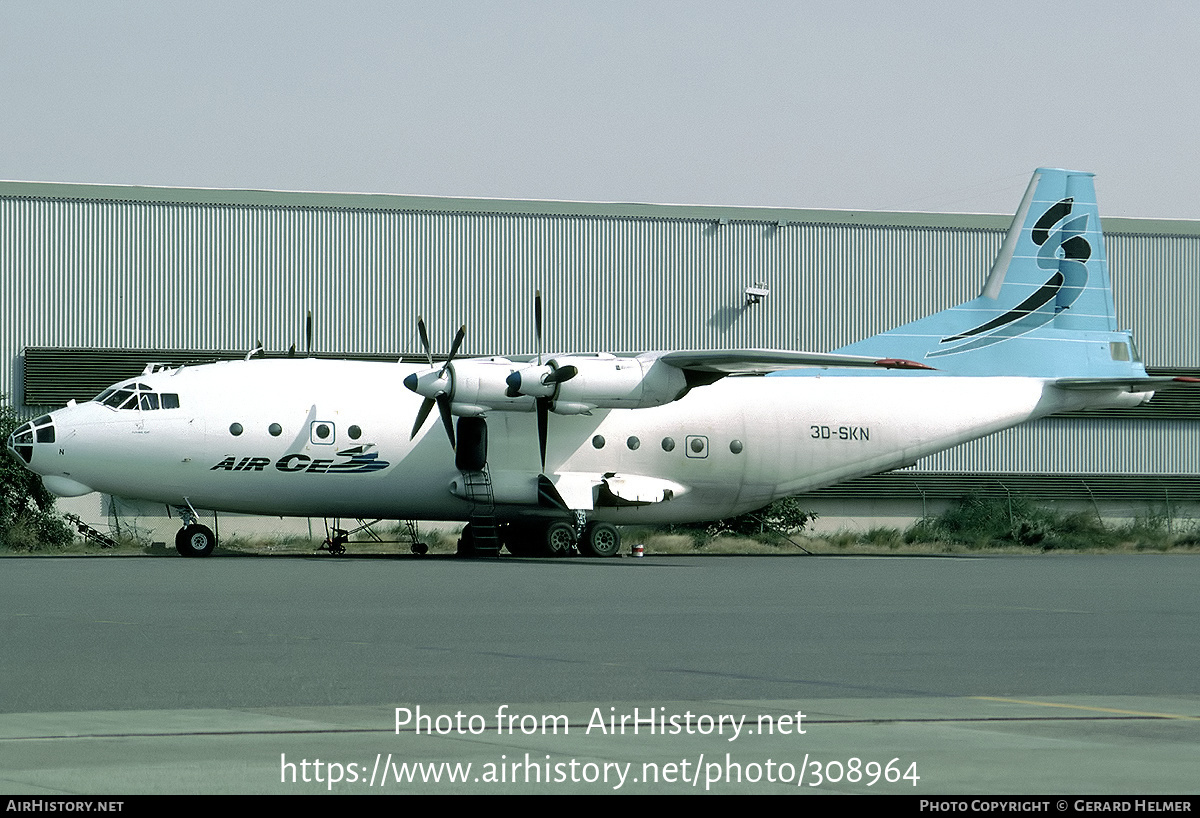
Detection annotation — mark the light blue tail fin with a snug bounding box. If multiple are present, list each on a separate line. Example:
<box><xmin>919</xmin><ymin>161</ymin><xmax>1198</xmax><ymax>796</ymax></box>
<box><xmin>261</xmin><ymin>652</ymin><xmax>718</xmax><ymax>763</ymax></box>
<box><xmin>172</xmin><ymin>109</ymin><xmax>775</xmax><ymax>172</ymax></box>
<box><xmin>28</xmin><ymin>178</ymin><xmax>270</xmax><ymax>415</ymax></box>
<box><xmin>836</xmin><ymin>168</ymin><xmax>1146</xmax><ymax>378</ymax></box>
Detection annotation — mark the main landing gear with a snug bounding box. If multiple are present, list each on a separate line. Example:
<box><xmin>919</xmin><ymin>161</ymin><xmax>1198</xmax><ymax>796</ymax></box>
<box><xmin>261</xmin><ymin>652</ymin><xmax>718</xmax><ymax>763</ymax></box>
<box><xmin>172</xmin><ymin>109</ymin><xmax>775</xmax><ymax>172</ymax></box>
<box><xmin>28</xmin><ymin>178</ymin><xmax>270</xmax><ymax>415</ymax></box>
<box><xmin>582</xmin><ymin>521</ymin><xmax>621</xmax><ymax>558</ymax></box>
<box><xmin>490</xmin><ymin>519</ymin><xmax>622</xmax><ymax>558</ymax></box>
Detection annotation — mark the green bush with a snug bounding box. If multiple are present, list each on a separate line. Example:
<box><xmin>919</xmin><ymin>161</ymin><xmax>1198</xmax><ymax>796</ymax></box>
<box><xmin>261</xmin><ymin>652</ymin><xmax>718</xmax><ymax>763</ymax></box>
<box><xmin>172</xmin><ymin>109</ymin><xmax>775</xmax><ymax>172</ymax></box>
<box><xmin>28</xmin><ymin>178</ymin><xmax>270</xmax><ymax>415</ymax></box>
<box><xmin>1</xmin><ymin>398</ymin><xmax>74</xmax><ymax>551</ymax></box>
<box><xmin>904</xmin><ymin>493</ymin><xmax>1114</xmax><ymax>550</ymax></box>
<box><xmin>665</xmin><ymin>496</ymin><xmax>817</xmax><ymax>546</ymax></box>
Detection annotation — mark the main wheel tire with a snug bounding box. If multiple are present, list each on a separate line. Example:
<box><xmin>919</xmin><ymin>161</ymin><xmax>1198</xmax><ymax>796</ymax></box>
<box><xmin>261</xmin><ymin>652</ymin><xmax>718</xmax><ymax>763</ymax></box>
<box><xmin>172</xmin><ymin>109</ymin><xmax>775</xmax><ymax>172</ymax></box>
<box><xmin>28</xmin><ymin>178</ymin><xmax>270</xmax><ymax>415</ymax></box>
<box><xmin>543</xmin><ymin>521</ymin><xmax>576</xmax><ymax>557</ymax></box>
<box><xmin>456</xmin><ymin>523</ymin><xmax>476</xmax><ymax>557</ymax></box>
<box><xmin>581</xmin><ymin>522</ymin><xmax>621</xmax><ymax>558</ymax></box>
<box><xmin>502</xmin><ymin>524</ymin><xmax>536</xmax><ymax>557</ymax></box>
<box><xmin>175</xmin><ymin>524</ymin><xmax>216</xmax><ymax>557</ymax></box>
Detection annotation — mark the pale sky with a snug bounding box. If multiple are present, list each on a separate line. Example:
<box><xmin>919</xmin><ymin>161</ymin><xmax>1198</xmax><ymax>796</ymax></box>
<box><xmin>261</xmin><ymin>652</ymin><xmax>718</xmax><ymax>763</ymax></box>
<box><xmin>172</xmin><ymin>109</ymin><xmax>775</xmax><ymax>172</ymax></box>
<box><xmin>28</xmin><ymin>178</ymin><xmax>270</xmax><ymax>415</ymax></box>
<box><xmin>2</xmin><ymin>1</ymin><xmax>1197</xmax><ymax>218</ymax></box>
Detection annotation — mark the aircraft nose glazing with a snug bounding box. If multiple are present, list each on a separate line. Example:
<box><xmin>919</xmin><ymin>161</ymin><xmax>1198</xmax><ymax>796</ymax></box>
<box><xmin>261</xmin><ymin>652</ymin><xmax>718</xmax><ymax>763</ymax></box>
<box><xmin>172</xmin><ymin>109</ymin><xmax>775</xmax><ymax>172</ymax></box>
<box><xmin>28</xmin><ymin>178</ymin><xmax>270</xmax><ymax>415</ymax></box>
<box><xmin>6</xmin><ymin>415</ymin><xmax>56</xmax><ymax>467</ymax></box>
<box><xmin>8</xmin><ymin>422</ymin><xmax>34</xmax><ymax>465</ymax></box>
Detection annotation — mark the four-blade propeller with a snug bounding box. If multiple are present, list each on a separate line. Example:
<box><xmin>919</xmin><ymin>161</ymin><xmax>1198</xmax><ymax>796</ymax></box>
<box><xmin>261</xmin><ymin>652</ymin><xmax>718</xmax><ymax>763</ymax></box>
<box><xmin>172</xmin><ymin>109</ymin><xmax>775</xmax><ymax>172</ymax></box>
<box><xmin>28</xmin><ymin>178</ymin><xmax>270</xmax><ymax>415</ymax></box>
<box><xmin>405</xmin><ymin>294</ymin><xmax>575</xmax><ymax>472</ymax></box>
<box><xmin>510</xmin><ymin>290</ymin><xmax>579</xmax><ymax>471</ymax></box>
<box><xmin>404</xmin><ymin>317</ymin><xmax>465</xmax><ymax>450</ymax></box>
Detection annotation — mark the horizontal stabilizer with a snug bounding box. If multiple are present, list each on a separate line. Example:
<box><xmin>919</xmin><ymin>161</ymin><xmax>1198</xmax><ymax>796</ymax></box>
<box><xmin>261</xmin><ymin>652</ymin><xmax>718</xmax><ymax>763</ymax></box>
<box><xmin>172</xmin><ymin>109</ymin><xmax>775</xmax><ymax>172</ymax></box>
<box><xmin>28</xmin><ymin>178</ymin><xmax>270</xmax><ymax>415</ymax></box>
<box><xmin>656</xmin><ymin>349</ymin><xmax>934</xmax><ymax>375</ymax></box>
<box><xmin>1055</xmin><ymin>376</ymin><xmax>1200</xmax><ymax>391</ymax></box>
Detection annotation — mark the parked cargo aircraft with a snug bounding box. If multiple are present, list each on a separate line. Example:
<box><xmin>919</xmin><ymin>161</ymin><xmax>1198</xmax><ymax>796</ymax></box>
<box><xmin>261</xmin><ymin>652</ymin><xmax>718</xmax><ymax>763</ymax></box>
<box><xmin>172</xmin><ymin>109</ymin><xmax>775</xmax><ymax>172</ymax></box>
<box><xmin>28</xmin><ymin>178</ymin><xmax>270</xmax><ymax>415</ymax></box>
<box><xmin>8</xmin><ymin>169</ymin><xmax>1186</xmax><ymax>557</ymax></box>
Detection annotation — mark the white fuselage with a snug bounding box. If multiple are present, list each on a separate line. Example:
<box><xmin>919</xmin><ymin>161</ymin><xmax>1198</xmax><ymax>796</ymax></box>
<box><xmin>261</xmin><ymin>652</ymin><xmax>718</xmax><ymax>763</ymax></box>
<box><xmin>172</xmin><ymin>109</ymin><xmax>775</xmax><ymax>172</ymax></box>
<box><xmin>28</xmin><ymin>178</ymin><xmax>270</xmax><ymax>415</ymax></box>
<box><xmin>21</xmin><ymin>358</ymin><xmax>1138</xmax><ymax>524</ymax></box>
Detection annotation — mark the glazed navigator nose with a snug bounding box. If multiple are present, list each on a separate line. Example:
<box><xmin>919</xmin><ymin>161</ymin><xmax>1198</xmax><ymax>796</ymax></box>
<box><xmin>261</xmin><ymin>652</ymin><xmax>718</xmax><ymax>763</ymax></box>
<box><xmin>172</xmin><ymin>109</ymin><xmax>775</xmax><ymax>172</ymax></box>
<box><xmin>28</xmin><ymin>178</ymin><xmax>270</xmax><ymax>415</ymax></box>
<box><xmin>6</xmin><ymin>414</ymin><xmax>54</xmax><ymax>467</ymax></box>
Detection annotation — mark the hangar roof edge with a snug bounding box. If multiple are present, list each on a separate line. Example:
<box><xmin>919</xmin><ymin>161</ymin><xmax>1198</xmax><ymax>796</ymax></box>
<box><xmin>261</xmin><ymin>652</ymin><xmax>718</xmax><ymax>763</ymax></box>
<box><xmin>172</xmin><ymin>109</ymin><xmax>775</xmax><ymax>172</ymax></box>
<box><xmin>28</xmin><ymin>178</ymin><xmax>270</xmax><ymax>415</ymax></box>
<box><xmin>1</xmin><ymin>179</ymin><xmax>1197</xmax><ymax>236</ymax></box>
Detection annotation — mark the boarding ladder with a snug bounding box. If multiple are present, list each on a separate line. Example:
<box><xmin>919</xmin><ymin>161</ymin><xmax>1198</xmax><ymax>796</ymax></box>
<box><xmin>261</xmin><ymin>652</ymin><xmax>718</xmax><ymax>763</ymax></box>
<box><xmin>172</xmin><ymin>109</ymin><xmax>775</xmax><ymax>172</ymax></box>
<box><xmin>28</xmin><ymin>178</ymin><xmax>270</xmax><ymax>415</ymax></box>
<box><xmin>459</xmin><ymin>467</ymin><xmax>501</xmax><ymax>557</ymax></box>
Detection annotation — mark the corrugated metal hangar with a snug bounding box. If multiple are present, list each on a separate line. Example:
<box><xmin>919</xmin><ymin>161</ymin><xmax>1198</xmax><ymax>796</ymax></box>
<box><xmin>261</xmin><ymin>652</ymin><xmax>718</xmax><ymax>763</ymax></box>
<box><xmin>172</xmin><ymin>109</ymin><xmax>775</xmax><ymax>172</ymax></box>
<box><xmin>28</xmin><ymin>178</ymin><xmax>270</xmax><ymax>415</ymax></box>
<box><xmin>2</xmin><ymin>179</ymin><xmax>1198</xmax><ymax>531</ymax></box>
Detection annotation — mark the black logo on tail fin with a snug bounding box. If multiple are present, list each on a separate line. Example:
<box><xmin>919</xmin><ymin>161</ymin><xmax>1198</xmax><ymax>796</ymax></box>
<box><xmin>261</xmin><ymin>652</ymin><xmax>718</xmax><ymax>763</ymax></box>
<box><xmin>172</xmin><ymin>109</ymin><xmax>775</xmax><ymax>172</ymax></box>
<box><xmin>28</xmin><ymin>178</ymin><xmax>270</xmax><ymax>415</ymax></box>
<box><xmin>931</xmin><ymin>198</ymin><xmax>1090</xmax><ymax>356</ymax></box>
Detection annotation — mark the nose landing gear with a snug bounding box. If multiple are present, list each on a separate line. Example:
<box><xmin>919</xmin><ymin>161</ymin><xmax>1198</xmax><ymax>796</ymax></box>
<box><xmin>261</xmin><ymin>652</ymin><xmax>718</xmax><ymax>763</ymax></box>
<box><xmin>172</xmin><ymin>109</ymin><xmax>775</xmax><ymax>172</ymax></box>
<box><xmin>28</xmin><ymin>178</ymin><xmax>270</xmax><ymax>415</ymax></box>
<box><xmin>175</xmin><ymin>523</ymin><xmax>216</xmax><ymax>557</ymax></box>
<box><xmin>173</xmin><ymin>501</ymin><xmax>217</xmax><ymax>557</ymax></box>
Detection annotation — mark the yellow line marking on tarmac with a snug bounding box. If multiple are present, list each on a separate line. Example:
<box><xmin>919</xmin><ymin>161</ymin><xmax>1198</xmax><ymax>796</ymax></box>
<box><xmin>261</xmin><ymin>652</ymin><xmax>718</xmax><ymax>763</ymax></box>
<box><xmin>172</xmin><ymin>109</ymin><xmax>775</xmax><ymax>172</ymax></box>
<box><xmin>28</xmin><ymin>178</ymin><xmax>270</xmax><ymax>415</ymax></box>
<box><xmin>972</xmin><ymin>697</ymin><xmax>1200</xmax><ymax>720</ymax></box>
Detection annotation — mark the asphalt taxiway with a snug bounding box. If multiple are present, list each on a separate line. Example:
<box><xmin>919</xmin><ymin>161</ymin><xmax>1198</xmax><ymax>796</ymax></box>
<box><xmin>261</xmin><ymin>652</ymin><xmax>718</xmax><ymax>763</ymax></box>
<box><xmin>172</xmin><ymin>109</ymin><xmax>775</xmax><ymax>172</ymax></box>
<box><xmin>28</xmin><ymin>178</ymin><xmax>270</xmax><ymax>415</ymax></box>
<box><xmin>1</xmin><ymin>553</ymin><xmax>1197</xmax><ymax>794</ymax></box>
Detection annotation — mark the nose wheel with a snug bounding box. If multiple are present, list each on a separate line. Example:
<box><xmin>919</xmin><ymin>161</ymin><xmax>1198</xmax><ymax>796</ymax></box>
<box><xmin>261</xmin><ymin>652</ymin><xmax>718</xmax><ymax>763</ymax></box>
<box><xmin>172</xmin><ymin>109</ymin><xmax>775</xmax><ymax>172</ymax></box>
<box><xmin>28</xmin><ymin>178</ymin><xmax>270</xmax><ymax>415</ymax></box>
<box><xmin>175</xmin><ymin>524</ymin><xmax>217</xmax><ymax>557</ymax></box>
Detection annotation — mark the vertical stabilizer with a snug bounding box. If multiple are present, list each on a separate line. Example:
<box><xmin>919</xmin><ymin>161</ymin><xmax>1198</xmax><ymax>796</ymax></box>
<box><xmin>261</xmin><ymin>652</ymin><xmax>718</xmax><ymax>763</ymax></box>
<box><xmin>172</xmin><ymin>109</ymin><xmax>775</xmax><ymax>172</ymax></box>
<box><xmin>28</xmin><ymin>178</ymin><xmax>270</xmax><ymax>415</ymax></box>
<box><xmin>834</xmin><ymin>168</ymin><xmax>1143</xmax><ymax>379</ymax></box>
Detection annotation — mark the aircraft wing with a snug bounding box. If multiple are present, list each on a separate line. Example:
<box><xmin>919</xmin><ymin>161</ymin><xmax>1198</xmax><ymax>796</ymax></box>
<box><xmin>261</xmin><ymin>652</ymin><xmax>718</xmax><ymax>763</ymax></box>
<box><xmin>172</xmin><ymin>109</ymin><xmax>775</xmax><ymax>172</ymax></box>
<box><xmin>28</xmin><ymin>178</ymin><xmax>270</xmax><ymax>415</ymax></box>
<box><xmin>653</xmin><ymin>349</ymin><xmax>934</xmax><ymax>376</ymax></box>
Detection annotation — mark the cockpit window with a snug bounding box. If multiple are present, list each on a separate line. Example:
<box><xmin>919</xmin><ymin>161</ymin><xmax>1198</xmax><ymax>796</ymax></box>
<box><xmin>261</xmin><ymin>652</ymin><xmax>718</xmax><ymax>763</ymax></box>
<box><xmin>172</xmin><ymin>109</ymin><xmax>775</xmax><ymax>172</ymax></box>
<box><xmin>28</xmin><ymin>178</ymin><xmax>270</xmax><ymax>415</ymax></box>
<box><xmin>94</xmin><ymin>382</ymin><xmax>181</xmax><ymax>411</ymax></box>
<box><xmin>104</xmin><ymin>389</ymin><xmax>136</xmax><ymax>409</ymax></box>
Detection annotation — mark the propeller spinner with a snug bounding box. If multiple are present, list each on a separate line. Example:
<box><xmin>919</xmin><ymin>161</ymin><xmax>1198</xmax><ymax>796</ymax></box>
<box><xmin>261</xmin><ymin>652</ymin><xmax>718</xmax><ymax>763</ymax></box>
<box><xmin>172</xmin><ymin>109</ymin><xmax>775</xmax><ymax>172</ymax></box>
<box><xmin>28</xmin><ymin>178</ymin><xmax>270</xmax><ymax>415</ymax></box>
<box><xmin>404</xmin><ymin>317</ymin><xmax>465</xmax><ymax>450</ymax></box>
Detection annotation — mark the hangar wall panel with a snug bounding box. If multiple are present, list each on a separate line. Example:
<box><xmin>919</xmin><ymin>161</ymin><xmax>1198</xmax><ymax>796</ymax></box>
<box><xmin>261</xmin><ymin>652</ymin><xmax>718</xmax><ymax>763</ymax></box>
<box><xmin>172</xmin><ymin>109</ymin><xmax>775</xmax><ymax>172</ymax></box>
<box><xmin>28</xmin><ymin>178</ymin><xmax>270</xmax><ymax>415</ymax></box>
<box><xmin>914</xmin><ymin>418</ymin><xmax>1200</xmax><ymax>475</ymax></box>
<box><xmin>2</xmin><ymin>182</ymin><xmax>1198</xmax><ymax>489</ymax></box>
<box><xmin>1104</xmin><ymin>231</ymin><xmax>1200</xmax><ymax>368</ymax></box>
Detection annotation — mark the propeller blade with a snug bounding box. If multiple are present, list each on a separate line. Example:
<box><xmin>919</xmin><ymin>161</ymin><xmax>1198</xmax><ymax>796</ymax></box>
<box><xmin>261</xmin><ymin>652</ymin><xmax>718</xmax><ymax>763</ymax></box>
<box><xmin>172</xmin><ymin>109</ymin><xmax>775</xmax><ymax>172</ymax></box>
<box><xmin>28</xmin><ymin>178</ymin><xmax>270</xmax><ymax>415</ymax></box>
<box><xmin>534</xmin><ymin>290</ymin><xmax>543</xmax><ymax>365</ymax></box>
<box><xmin>537</xmin><ymin>397</ymin><xmax>549</xmax><ymax>472</ymax></box>
<box><xmin>306</xmin><ymin>310</ymin><xmax>313</xmax><ymax>354</ymax></box>
<box><xmin>436</xmin><ymin>392</ymin><xmax>456</xmax><ymax>450</ymax></box>
<box><xmin>416</xmin><ymin>315</ymin><xmax>432</xmax><ymax>367</ymax></box>
<box><xmin>544</xmin><ymin>364</ymin><xmax>577</xmax><ymax>385</ymax></box>
<box><xmin>410</xmin><ymin>397</ymin><xmax>435</xmax><ymax>440</ymax></box>
<box><xmin>441</xmin><ymin>325</ymin><xmax>466</xmax><ymax>376</ymax></box>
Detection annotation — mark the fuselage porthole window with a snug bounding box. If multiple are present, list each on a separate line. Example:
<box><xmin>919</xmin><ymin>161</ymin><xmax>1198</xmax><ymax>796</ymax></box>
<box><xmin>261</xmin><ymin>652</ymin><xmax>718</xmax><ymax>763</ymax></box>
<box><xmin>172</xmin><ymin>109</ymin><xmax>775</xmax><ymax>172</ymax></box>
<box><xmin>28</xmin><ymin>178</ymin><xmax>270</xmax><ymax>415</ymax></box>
<box><xmin>230</xmin><ymin>423</ymin><xmax>243</xmax><ymax>436</ymax></box>
<box><xmin>311</xmin><ymin>422</ymin><xmax>335</xmax><ymax>444</ymax></box>
<box><xmin>269</xmin><ymin>423</ymin><xmax>282</xmax><ymax>437</ymax></box>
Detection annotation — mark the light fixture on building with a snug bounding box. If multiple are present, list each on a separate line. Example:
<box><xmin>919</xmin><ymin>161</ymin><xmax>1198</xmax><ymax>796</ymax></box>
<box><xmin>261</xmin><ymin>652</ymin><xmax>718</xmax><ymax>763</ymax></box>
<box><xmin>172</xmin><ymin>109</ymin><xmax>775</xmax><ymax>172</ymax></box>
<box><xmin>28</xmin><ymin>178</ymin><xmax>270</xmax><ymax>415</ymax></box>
<box><xmin>745</xmin><ymin>282</ymin><xmax>770</xmax><ymax>306</ymax></box>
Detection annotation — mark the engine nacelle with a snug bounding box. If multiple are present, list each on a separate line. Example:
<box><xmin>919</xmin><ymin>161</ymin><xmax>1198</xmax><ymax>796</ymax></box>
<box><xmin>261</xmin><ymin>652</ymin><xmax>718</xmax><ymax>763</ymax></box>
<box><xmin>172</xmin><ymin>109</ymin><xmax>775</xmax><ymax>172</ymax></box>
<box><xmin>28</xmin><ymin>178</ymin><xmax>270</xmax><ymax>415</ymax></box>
<box><xmin>406</xmin><ymin>353</ymin><xmax>690</xmax><ymax>417</ymax></box>
<box><xmin>446</xmin><ymin>358</ymin><xmax>533</xmax><ymax>415</ymax></box>
<box><xmin>545</xmin><ymin>354</ymin><xmax>689</xmax><ymax>414</ymax></box>
<box><xmin>405</xmin><ymin>357</ymin><xmax>534</xmax><ymax>416</ymax></box>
